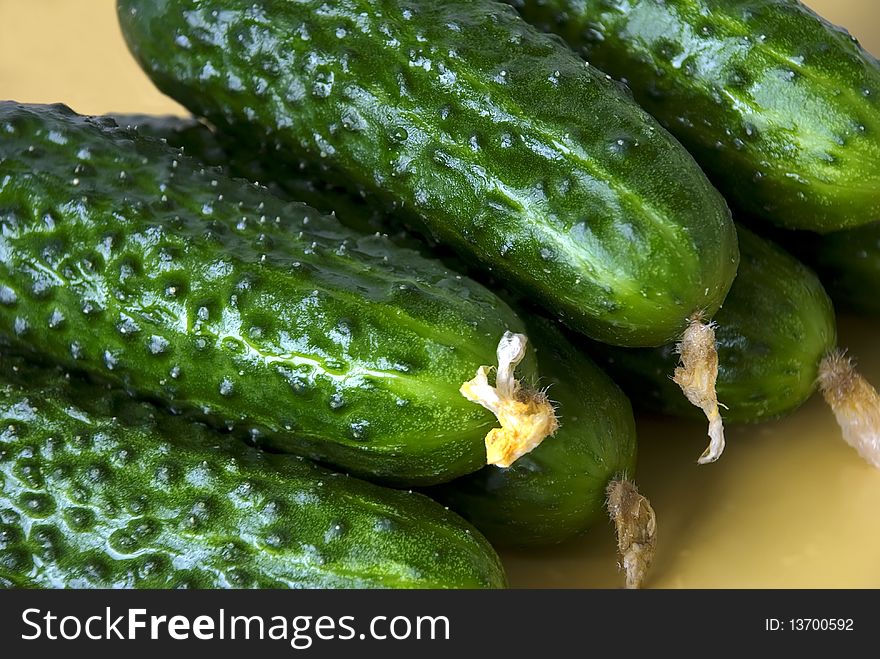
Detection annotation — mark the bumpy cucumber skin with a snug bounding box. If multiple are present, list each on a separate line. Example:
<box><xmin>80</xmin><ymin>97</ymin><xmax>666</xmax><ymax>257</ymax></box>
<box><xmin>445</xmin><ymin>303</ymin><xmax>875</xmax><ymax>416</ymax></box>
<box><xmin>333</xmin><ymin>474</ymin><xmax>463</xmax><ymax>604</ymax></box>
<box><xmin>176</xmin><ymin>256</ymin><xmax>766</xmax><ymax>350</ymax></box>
<box><xmin>118</xmin><ymin>0</ymin><xmax>738</xmax><ymax>348</ymax></box>
<box><xmin>512</xmin><ymin>0</ymin><xmax>880</xmax><ymax>232</ymax></box>
<box><xmin>112</xmin><ymin>114</ymin><xmax>391</xmax><ymax>237</ymax></box>
<box><xmin>596</xmin><ymin>227</ymin><xmax>836</xmax><ymax>423</ymax></box>
<box><xmin>430</xmin><ymin>315</ymin><xmax>637</xmax><ymax>547</ymax></box>
<box><xmin>782</xmin><ymin>221</ymin><xmax>880</xmax><ymax>316</ymax></box>
<box><xmin>0</xmin><ymin>102</ymin><xmax>532</xmax><ymax>486</ymax></box>
<box><xmin>115</xmin><ymin>113</ymin><xmax>461</xmax><ymax>270</ymax></box>
<box><xmin>0</xmin><ymin>358</ymin><xmax>505</xmax><ymax>589</ymax></box>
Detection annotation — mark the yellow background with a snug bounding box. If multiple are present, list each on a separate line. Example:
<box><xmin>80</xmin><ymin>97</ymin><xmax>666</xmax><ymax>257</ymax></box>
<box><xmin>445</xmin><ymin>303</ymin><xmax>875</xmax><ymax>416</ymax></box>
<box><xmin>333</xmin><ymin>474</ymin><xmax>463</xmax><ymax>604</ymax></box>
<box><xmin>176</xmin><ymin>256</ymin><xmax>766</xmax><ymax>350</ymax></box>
<box><xmin>1</xmin><ymin>0</ymin><xmax>878</xmax><ymax>588</ymax></box>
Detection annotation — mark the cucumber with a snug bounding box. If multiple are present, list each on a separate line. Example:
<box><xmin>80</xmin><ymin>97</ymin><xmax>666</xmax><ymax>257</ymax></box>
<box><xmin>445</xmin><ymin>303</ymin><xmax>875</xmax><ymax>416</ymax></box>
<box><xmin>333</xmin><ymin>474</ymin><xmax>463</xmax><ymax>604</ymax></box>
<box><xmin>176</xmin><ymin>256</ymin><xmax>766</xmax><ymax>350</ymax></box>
<box><xmin>0</xmin><ymin>101</ymin><xmax>546</xmax><ymax>486</ymax></box>
<box><xmin>509</xmin><ymin>0</ymin><xmax>880</xmax><ymax>232</ymax></box>
<box><xmin>595</xmin><ymin>226</ymin><xmax>880</xmax><ymax>467</ymax></box>
<box><xmin>430</xmin><ymin>316</ymin><xmax>639</xmax><ymax>546</ymax></box>
<box><xmin>0</xmin><ymin>356</ymin><xmax>506</xmax><ymax>589</ymax></box>
<box><xmin>118</xmin><ymin>0</ymin><xmax>739</xmax><ymax>348</ymax></box>
<box><xmin>780</xmin><ymin>221</ymin><xmax>880</xmax><ymax>316</ymax></box>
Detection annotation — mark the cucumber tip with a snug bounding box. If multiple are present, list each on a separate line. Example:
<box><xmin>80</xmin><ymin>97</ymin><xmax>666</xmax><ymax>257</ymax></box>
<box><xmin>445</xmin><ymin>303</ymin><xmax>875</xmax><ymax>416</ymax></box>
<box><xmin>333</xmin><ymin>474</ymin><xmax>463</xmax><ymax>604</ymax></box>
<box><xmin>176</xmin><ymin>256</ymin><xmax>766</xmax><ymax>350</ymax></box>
<box><xmin>818</xmin><ymin>350</ymin><xmax>880</xmax><ymax>469</ymax></box>
<box><xmin>672</xmin><ymin>315</ymin><xmax>726</xmax><ymax>464</ymax></box>
<box><xmin>606</xmin><ymin>478</ymin><xmax>657</xmax><ymax>589</ymax></box>
<box><xmin>460</xmin><ymin>331</ymin><xmax>558</xmax><ymax>468</ymax></box>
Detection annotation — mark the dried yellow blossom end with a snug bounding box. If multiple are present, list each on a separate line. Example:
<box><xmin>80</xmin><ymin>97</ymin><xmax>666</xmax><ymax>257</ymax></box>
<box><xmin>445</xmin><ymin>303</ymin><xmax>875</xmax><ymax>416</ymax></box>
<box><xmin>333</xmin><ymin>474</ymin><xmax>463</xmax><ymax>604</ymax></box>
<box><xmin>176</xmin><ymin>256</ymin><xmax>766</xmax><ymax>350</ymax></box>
<box><xmin>607</xmin><ymin>479</ymin><xmax>657</xmax><ymax>589</ymax></box>
<box><xmin>672</xmin><ymin>315</ymin><xmax>726</xmax><ymax>464</ymax></box>
<box><xmin>460</xmin><ymin>332</ymin><xmax>558</xmax><ymax>468</ymax></box>
<box><xmin>818</xmin><ymin>350</ymin><xmax>880</xmax><ymax>469</ymax></box>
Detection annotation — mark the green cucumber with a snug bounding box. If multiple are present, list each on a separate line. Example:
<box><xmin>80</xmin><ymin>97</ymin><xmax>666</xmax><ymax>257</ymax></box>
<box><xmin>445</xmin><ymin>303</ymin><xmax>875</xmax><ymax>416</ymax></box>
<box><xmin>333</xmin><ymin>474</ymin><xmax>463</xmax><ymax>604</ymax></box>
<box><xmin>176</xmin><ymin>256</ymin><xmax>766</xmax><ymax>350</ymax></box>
<box><xmin>595</xmin><ymin>226</ymin><xmax>880</xmax><ymax>467</ymax></box>
<box><xmin>780</xmin><ymin>221</ymin><xmax>880</xmax><ymax>316</ymax></box>
<box><xmin>0</xmin><ymin>356</ymin><xmax>505</xmax><ymax>589</ymax></box>
<box><xmin>430</xmin><ymin>315</ymin><xmax>638</xmax><ymax>547</ymax></box>
<box><xmin>597</xmin><ymin>226</ymin><xmax>836</xmax><ymax>423</ymax></box>
<box><xmin>0</xmin><ymin>101</ymin><xmax>537</xmax><ymax>486</ymax></box>
<box><xmin>509</xmin><ymin>0</ymin><xmax>880</xmax><ymax>232</ymax></box>
<box><xmin>118</xmin><ymin>0</ymin><xmax>739</xmax><ymax>347</ymax></box>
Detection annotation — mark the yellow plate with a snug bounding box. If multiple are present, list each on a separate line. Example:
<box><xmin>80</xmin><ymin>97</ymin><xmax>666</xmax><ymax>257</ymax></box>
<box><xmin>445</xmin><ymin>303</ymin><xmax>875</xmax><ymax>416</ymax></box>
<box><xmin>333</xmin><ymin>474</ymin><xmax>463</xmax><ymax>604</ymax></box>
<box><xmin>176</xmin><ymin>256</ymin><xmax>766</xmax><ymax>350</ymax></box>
<box><xmin>2</xmin><ymin>0</ymin><xmax>878</xmax><ymax>588</ymax></box>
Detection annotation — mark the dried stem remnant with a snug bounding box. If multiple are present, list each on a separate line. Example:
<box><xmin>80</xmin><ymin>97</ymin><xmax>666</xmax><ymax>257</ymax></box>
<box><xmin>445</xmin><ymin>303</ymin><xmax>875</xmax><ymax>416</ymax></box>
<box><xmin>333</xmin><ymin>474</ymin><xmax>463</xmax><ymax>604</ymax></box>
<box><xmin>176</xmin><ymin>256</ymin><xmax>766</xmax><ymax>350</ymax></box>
<box><xmin>460</xmin><ymin>331</ymin><xmax>558</xmax><ymax>468</ymax></box>
<box><xmin>672</xmin><ymin>315</ymin><xmax>726</xmax><ymax>464</ymax></box>
<box><xmin>818</xmin><ymin>350</ymin><xmax>880</xmax><ymax>469</ymax></box>
<box><xmin>607</xmin><ymin>479</ymin><xmax>657</xmax><ymax>589</ymax></box>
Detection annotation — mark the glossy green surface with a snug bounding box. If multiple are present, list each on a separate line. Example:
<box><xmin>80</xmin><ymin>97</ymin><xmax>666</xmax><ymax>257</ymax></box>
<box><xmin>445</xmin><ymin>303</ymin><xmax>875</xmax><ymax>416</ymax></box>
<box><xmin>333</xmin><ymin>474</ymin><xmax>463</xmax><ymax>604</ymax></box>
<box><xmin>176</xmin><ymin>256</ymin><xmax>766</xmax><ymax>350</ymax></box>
<box><xmin>0</xmin><ymin>356</ymin><xmax>505</xmax><ymax>589</ymax></box>
<box><xmin>115</xmin><ymin>113</ymin><xmax>464</xmax><ymax>273</ymax></box>
<box><xmin>0</xmin><ymin>102</ymin><xmax>531</xmax><ymax>486</ymax></box>
<box><xmin>112</xmin><ymin>114</ymin><xmax>393</xmax><ymax>237</ymax></box>
<box><xmin>430</xmin><ymin>315</ymin><xmax>637</xmax><ymax>547</ymax></box>
<box><xmin>596</xmin><ymin>227</ymin><xmax>836</xmax><ymax>422</ymax></box>
<box><xmin>118</xmin><ymin>0</ymin><xmax>738</xmax><ymax>347</ymax></box>
<box><xmin>511</xmin><ymin>0</ymin><xmax>880</xmax><ymax>232</ymax></box>
<box><xmin>781</xmin><ymin>221</ymin><xmax>880</xmax><ymax>316</ymax></box>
